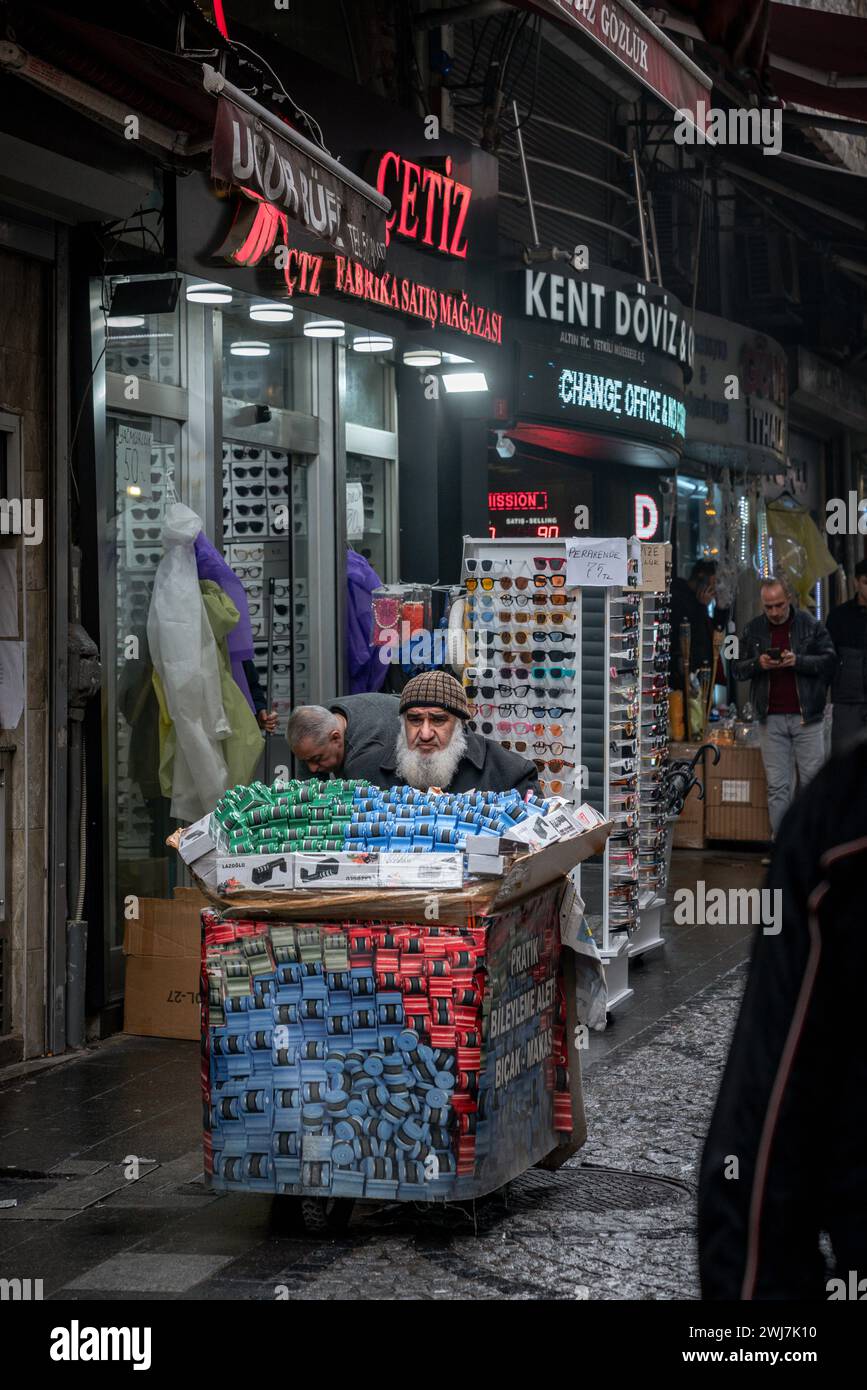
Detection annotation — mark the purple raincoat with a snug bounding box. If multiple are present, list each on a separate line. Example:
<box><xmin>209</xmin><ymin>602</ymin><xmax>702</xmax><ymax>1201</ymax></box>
<box><xmin>194</xmin><ymin>530</ymin><xmax>257</xmax><ymax>714</ymax></box>
<box><xmin>347</xmin><ymin>548</ymin><xmax>388</xmax><ymax>694</ymax></box>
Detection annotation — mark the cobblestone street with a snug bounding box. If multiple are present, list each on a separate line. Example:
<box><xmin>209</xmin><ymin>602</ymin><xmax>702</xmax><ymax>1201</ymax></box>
<box><xmin>0</xmin><ymin>850</ymin><xmax>760</xmax><ymax>1301</ymax></box>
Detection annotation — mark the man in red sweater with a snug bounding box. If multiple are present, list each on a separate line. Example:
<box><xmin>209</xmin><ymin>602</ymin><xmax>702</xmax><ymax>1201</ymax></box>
<box><xmin>733</xmin><ymin>576</ymin><xmax>836</xmax><ymax>842</ymax></box>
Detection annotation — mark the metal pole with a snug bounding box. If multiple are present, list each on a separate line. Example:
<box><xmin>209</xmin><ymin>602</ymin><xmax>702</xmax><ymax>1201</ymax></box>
<box><xmin>632</xmin><ymin>149</ymin><xmax>652</xmax><ymax>282</ymax></box>
<box><xmin>202</xmin><ymin>65</ymin><xmax>390</xmax><ymax>212</ymax></box>
<box><xmin>646</xmin><ymin>187</ymin><xmax>663</xmax><ymax>287</ymax></box>
<box><xmin>691</xmin><ymin>164</ymin><xmax>708</xmax><ymax>319</ymax></box>
<box><xmin>512</xmin><ymin>100</ymin><xmax>539</xmax><ymax>249</ymax></box>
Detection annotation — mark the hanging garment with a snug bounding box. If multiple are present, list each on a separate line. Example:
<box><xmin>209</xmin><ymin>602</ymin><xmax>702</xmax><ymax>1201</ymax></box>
<box><xmin>198</xmin><ymin>581</ymin><xmax>264</xmax><ymax>786</ymax></box>
<box><xmin>148</xmin><ymin>504</ymin><xmax>231</xmax><ymax>820</ymax></box>
<box><xmin>766</xmin><ymin>499</ymin><xmax>836</xmax><ymax>609</ymax></box>
<box><xmin>347</xmin><ymin>547</ymin><xmax>388</xmax><ymax>695</ymax></box>
<box><xmin>152</xmin><ymin>580</ymin><xmax>265</xmax><ymax>815</ymax></box>
<box><xmin>195</xmin><ymin>530</ymin><xmax>257</xmax><ymax>715</ymax></box>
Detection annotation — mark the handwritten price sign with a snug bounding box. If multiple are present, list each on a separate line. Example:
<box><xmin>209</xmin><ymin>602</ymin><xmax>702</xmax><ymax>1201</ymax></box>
<box><xmin>565</xmin><ymin>537</ymin><xmax>627</xmax><ymax>587</ymax></box>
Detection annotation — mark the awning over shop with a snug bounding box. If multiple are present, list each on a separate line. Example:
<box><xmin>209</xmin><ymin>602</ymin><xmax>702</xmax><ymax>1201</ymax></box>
<box><xmin>767</xmin><ymin>1</ymin><xmax>867</xmax><ymax>123</ymax></box>
<box><xmin>1</xmin><ymin>4</ymin><xmax>215</xmax><ymax>149</ymax></box>
<box><xmin>651</xmin><ymin>1</ymin><xmax>867</xmax><ymax>122</ymax></box>
<box><xmin>523</xmin><ymin>0</ymin><xmax>712</xmax><ymax>129</ymax></box>
<box><xmin>505</xmin><ymin>420</ymin><xmax>678</xmax><ymax>469</ymax></box>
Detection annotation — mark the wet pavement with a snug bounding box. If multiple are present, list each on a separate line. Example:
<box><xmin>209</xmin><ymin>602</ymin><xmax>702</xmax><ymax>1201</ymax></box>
<box><xmin>0</xmin><ymin>848</ymin><xmax>763</xmax><ymax>1301</ymax></box>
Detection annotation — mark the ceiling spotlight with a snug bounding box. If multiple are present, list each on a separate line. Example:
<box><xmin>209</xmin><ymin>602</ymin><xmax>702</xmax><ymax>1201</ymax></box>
<box><xmin>441</xmin><ymin>371</ymin><xmax>488</xmax><ymax>393</ymax></box>
<box><xmin>403</xmin><ymin>348</ymin><xmax>442</xmax><ymax>368</ymax></box>
<box><xmin>230</xmin><ymin>340</ymin><xmax>270</xmax><ymax>357</ymax></box>
<box><xmin>126</xmin><ymin>484</ymin><xmax>142</xmax><ymax>497</ymax></box>
<box><xmin>186</xmin><ymin>281</ymin><xmax>232</xmax><ymax>304</ymax></box>
<box><xmin>352</xmin><ymin>333</ymin><xmax>394</xmax><ymax>354</ymax></box>
<box><xmin>441</xmin><ymin>351</ymin><xmax>474</xmax><ymax>364</ymax></box>
<box><xmin>249</xmin><ymin>302</ymin><xmax>294</xmax><ymax>323</ymax></box>
<box><xmin>303</xmin><ymin>318</ymin><xmax>345</xmax><ymax>338</ymax></box>
<box><xmin>107</xmin><ymin>314</ymin><xmax>145</xmax><ymax>329</ymax></box>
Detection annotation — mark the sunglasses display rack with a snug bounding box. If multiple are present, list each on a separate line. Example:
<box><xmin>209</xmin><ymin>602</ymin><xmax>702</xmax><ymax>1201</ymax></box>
<box><xmin>460</xmin><ymin>539</ymin><xmax>581</xmax><ymax>806</ymax></box>
<box><xmin>629</xmin><ymin>565</ymin><xmax>674</xmax><ymax>959</ymax></box>
<box><xmin>115</xmin><ymin>443</ymin><xmax>172</xmax><ymax>853</ymax></box>
<box><xmin>222</xmin><ymin>443</ymin><xmax>292</xmax><ymax>542</ymax></box>
<box><xmin>223</xmin><ymin>446</ymin><xmax>308</xmax><ymax>753</ymax></box>
<box><xmin>459</xmin><ymin>538</ymin><xmax>675</xmax><ymax>1014</ymax></box>
<box><xmin>595</xmin><ymin>585</ymin><xmax>639</xmax><ymax>1005</ymax></box>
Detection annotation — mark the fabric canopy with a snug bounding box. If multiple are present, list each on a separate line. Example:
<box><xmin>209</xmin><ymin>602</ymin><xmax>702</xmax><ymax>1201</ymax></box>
<box><xmin>670</xmin><ymin>0</ymin><xmax>867</xmax><ymax>122</ymax></box>
<box><xmin>768</xmin><ymin>0</ymin><xmax>867</xmax><ymax>122</ymax></box>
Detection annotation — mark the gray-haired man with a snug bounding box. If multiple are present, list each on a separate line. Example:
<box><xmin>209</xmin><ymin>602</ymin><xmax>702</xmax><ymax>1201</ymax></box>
<box><xmin>733</xmin><ymin>576</ymin><xmax>836</xmax><ymax>839</ymax></box>
<box><xmin>288</xmin><ymin>694</ymin><xmax>401</xmax><ymax>781</ymax></box>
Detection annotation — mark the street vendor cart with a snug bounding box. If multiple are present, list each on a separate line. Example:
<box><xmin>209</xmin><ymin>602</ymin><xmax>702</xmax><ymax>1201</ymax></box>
<box><xmin>175</xmin><ymin>781</ymin><xmax>609</xmax><ymax>1231</ymax></box>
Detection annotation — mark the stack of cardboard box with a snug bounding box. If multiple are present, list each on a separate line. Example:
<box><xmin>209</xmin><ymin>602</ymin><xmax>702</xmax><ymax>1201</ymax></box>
<box><xmin>123</xmin><ymin>886</ymin><xmax>208</xmax><ymax>1041</ymax></box>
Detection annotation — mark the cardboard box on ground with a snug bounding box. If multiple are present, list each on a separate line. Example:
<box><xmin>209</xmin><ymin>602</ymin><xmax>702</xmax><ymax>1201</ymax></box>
<box><xmin>123</xmin><ymin>886</ymin><xmax>209</xmax><ymax>1041</ymax></box>
<box><xmin>705</xmin><ymin>744</ymin><xmax>771</xmax><ymax>843</ymax></box>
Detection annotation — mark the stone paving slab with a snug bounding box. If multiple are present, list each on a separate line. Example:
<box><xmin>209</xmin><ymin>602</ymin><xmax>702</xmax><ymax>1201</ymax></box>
<box><xmin>68</xmin><ymin>1252</ymin><xmax>236</xmax><ymax>1293</ymax></box>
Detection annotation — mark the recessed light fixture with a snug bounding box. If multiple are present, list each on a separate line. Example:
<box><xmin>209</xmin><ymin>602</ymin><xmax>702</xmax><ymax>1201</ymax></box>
<box><xmin>441</xmin><ymin>351</ymin><xmax>474</xmax><ymax>364</ymax></box>
<box><xmin>403</xmin><ymin>348</ymin><xmax>442</xmax><ymax>368</ymax></box>
<box><xmin>230</xmin><ymin>340</ymin><xmax>270</xmax><ymax>357</ymax></box>
<box><xmin>249</xmin><ymin>302</ymin><xmax>294</xmax><ymax>323</ymax></box>
<box><xmin>107</xmin><ymin>314</ymin><xmax>145</xmax><ymax>329</ymax></box>
<box><xmin>303</xmin><ymin>318</ymin><xmax>345</xmax><ymax>338</ymax></box>
<box><xmin>352</xmin><ymin>332</ymin><xmax>394</xmax><ymax>354</ymax></box>
<box><xmin>441</xmin><ymin>371</ymin><xmax>488</xmax><ymax>393</ymax></box>
<box><xmin>186</xmin><ymin>282</ymin><xmax>233</xmax><ymax>304</ymax></box>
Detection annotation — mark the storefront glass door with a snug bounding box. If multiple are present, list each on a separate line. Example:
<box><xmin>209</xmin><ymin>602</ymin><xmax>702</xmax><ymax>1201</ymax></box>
<box><xmin>110</xmin><ymin>411</ymin><xmax>182</xmax><ymax>931</ymax></box>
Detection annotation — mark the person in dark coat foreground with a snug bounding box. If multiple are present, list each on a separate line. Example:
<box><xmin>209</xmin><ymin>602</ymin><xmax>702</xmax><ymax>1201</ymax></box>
<box><xmin>698</xmin><ymin>741</ymin><xmax>867</xmax><ymax>1299</ymax></box>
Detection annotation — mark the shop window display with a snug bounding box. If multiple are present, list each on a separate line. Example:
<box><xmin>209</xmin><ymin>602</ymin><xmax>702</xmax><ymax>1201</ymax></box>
<box><xmin>675</xmin><ymin>476</ymin><xmax>722</xmax><ymax>573</ymax></box>
<box><xmin>347</xmin><ymin>454</ymin><xmax>386</xmax><ymax>576</ymax></box>
<box><xmin>106</xmin><ymin>310</ymin><xmax>180</xmax><ymax>389</ymax></box>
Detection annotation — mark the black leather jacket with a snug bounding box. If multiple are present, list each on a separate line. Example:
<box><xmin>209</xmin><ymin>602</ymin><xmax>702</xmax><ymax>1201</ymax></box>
<box><xmin>733</xmin><ymin>607</ymin><xmax>836</xmax><ymax>724</ymax></box>
<box><xmin>826</xmin><ymin>598</ymin><xmax>867</xmax><ymax>705</ymax></box>
<box><xmin>699</xmin><ymin>742</ymin><xmax>867</xmax><ymax>1298</ymax></box>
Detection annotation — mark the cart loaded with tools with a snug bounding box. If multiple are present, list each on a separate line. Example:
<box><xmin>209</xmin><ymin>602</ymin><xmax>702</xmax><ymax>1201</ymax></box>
<box><xmin>171</xmin><ymin>775</ymin><xmax>610</xmax><ymax>1230</ymax></box>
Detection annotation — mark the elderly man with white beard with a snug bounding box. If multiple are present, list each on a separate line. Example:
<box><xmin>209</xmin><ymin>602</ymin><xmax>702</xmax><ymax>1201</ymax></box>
<box><xmin>380</xmin><ymin>671</ymin><xmax>540</xmax><ymax>795</ymax></box>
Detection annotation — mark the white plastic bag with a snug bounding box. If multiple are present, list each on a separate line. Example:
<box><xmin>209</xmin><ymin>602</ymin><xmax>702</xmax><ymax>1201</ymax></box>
<box><xmin>147</xmin><ymin>503</ymin><xmax>230</xmax><ymax>820</ymax></box>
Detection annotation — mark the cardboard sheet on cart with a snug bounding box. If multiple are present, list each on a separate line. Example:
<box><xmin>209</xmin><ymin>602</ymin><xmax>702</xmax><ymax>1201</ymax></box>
<box><xmin>168</xmin><ymin>823</ymin><xmax>610</xmax><ymax>925</ymax></box>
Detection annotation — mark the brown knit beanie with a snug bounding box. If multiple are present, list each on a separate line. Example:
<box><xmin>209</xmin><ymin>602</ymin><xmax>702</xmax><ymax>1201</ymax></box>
<box><xmin>399</xmin><ymin>670</ymin><xmax>470</xmax><ymax>720</ymax></box>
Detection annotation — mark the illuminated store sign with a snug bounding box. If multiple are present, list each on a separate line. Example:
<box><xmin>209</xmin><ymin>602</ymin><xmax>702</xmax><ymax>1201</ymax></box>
<box><xmin>335</xmin><ymin>256</ymin><xmax>502</xmax><ymax>342</ymax></box>
<box><xmin>488</xmin><ymin>491</ymin><xmax>549</xmax><ymax>511</ymax></box>
<box><xmin>375</xmin><ymin>152</ymin><xmax>472</xmax><ymax>257</ymax></box>
<box><xmin>516</xmin><ymin>344</ymin><xmax>686</xmax><ymax>454</ymax></box>
<box><xmin>211</xmin><ymin>97</ymin><xmax>387</xmax><ymax>272</ymax></box>
<box><xmin>557</xmin><ymin>367</ymin><xmax>686</xmax><ymax>438</ymax></box>
<box><xmin>215</xmin><ymin>196</ymin><xmax>502</xmax><ymax>344</ymax></box>
<box><xmin>634</xmin><ymin>494</ymin><xmax>659</xmax><ymax>539</ymax></box>
<box><xmin>524</xmin><ymin>269</ymin><xmax>694</xmax><ymax>369</ymax></box>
